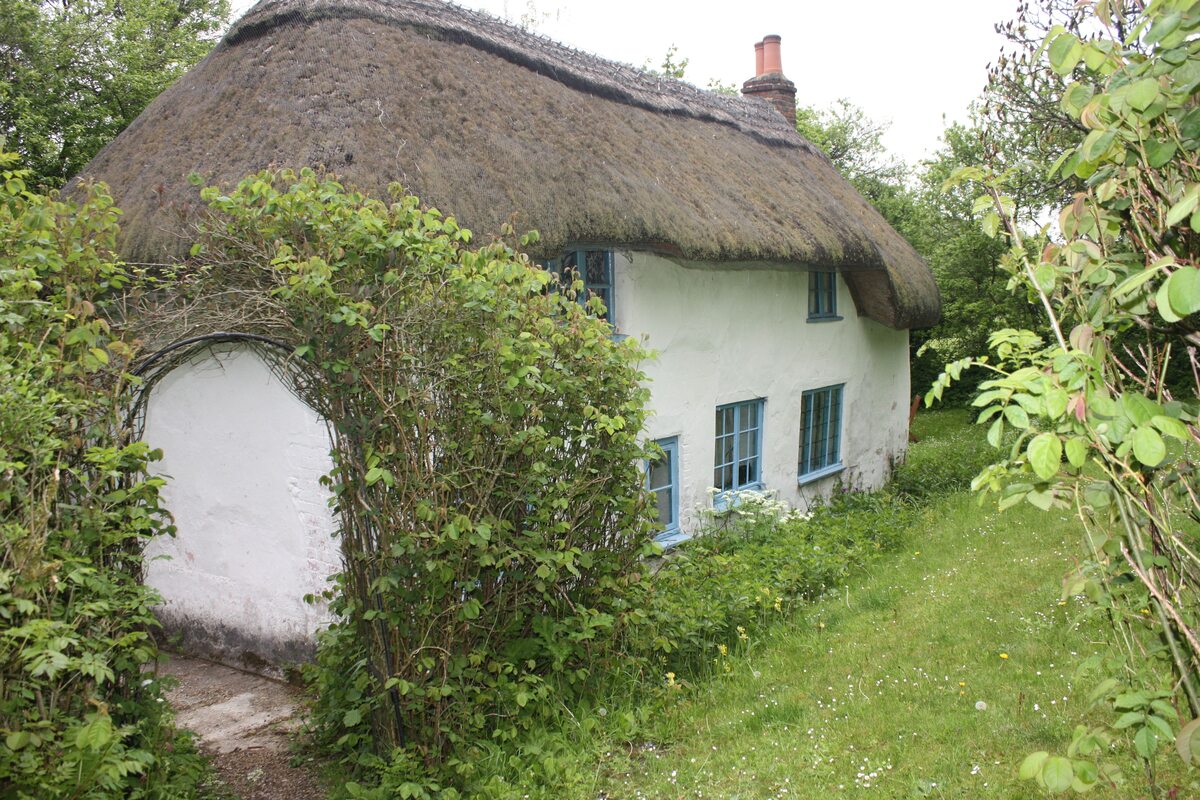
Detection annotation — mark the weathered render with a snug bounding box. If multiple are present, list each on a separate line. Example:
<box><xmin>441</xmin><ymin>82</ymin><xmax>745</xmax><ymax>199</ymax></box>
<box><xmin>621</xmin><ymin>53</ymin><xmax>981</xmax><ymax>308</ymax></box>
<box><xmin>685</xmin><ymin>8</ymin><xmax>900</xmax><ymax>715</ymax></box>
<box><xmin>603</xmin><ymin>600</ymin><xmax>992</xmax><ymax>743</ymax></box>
<box><xmin>613</xmin><ymin>252</ymin><xmax>910</xmax><ymax>534</ymax></box>
<box><xmin>140</xmin><ymin>345</ymin><xmax>339</xmax><ymax>675</ymax></box>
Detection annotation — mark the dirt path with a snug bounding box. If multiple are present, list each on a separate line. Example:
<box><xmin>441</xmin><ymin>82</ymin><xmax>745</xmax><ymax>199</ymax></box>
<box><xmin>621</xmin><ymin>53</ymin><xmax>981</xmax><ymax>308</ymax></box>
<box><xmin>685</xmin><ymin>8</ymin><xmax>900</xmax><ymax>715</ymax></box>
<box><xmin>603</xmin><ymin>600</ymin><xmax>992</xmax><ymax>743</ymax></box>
<box><xmin>163</xmin><ymin>656</ymin><xmax>326</xmax><ymax>800</ymax></box>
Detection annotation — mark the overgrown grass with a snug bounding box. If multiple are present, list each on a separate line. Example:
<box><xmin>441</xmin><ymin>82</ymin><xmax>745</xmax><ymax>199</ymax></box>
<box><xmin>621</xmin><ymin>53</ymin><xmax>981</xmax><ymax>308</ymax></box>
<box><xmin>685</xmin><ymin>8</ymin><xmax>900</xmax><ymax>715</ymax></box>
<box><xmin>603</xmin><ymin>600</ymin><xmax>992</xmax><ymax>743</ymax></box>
<box><xmin>578</xmin><ymin>412</ymin><xmax>1196</xmax><ymax>799</ymax></box>
<box><xmin>890</xmin><ymin>408</ymin><xmax>996</xmax><ymax>499</ymax></box>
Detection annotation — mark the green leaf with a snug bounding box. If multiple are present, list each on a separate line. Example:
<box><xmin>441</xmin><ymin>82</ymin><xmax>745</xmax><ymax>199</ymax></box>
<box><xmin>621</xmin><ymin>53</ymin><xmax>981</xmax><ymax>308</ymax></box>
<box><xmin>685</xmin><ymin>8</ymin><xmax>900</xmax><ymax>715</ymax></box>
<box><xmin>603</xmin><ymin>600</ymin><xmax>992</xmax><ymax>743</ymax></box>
<box><xmin>1042</xmin><ymin>756</ymin><xmax>1074</xmax><ymax>792</ymax></box>
<box><xmin>5</xmin><ymin>731</ymin><xmax>30</xmax><ymax>751</ymax></box>
<box><xmin>988</xmin><ymin>418</ymin><xmax>1004</xmax><ymax>448</ymax></box>
<box><xmin>1048</xmin><ymin>33</ymin><xmax>1084</xmax><ymax>76</ymax></box>
<box><xmin>1132</xmin><ymin>426</ymin><xmax>1166</xmax><ymax>467</ymax></box>
<box><xmin>1157</xmin><ymin>280</ymin><xmax>1183</xmax><ymax>322</ymax></box>
<box><xmin>1045</xmin><ymin>388</ymin><xmax>1069</xmax><ymax>420</ymax></box>
<box><xmin>1134</xmin><ymin>725</ymin><xmax>1159</xmax><ymax>758</ymax></box>
<box><xmin>1114</xmin><ymin>262</ymin><xmax>1169</xmax><ymax>298</ymax></box>
<box><xmin>1083</xmin><ymin>129</ymin><xmax>1116</xmax><ymax>161</ymax></box>
<box><xmin>1165</xmin><ymin>188</ymin><xmax>1199</xmax><ymax>228</ymax></box>
<box><xmin>1035</xmin><ymin>262</ymin><xmax>1057</xmax><ymax>292</ymax></box>
<box><xmin>1061</xmin><ymin>82</ymin><xmax>1094</xmax><ymax>115</ymax></box>
<box><xmin>1166</xmin><ymin>267</ymin><xmax>1200</xmax><ymax>316</ymax></box>
<box><xmin>1127</xmin><ymin>78</ymin><xmax>1161</xmax><ymax>111</ymax></box>
<box><xmin>1065</xmin><ymin>437</ymin><xmax>1089</xmax><ymax>468</ymax></box>
<box><xmin>1145</xmin><ymin>714</ymin><xmax>1174</xmax><ymax>741</ymax></box>
<box><xmin>342</xmin><ymin>708</ymin><xmax>362</xmax><ymax>727</ymax></box>
<box><xmin>1005</xmin><ymin>405</ymin><xmax>1031</xmax><ymax>429</ymax></box>
<box><xmin>1028</xmin><ymin>434</ymin><xmax>1063</xmax><ymax>480</ymax></box>
<box><xmin>1028</xmin><ymin>489</ymin><xmax>1055</xmax><ymax>511</ymax></box>
<box><xmin>1144</xmin><ymin>139</ymin><xmax>1177</xmax><ymax>168</ymax></box>
<box><xmin>1145</xmin><ymin>11</ymin><xmax>1182</xmax><ymax>45</ymax></box>
<box><xmin>1151</xmin><ymin>415</ymin><xmax>1190</xmax><ymax>440</ymax></box>
<box><xmin>1114</xmin><ymin>711</ymin><xmax>1144</xmax><ymax>729</ymax></box>
<box><xmin>1020</xmin><ymin>751</ymin><xmax>1050</xmax><ymax>780</ymax></box>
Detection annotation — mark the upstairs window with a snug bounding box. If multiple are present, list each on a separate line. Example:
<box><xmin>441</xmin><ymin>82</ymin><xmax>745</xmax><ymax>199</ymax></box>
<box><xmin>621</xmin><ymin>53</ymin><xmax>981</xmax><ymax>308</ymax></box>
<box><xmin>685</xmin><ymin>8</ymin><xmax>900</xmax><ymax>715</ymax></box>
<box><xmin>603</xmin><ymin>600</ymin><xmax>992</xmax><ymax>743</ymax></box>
<box><xmin>808</xmin><ymin>271</ymin><xmax>838</xmax><ymax>320</ymax></box>
<box><xmin>543</xmin><ymin>249</ymin><xmax>614</xmax><ymax>320</ymax></box>
<box><xmin>714</xmin><ymin>399</ymin><xmax>764</xmax><ymax>498</ymax></box>
<box><xmin>799</xmin><ymin>384</ymin><xmax>844</xmax><ymax>482</ymax></box>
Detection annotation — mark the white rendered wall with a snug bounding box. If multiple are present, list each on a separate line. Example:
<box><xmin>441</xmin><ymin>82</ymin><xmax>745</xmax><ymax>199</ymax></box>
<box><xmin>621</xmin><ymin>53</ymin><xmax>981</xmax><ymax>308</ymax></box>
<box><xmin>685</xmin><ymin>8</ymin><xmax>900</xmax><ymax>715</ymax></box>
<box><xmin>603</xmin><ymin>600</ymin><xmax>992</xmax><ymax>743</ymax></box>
<box><xmin>142</xmin><ymin>345</ymin><xmax>339</xmax><ymax>675</ymax></box>
<box><xmin>613</xmin><ymin>252</ymin><xmax>910</xmax><ymax>534</ymax></box>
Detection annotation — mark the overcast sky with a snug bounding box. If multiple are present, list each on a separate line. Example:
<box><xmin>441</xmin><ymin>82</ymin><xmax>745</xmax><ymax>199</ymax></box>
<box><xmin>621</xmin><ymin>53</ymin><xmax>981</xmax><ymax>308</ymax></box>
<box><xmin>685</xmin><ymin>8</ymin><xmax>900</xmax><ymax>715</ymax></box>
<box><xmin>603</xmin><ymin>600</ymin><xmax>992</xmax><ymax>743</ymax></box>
<box><xmin>231</xmin><ymin>0</ymin><xmax>1020</xmax><ymax>165</ymax></box>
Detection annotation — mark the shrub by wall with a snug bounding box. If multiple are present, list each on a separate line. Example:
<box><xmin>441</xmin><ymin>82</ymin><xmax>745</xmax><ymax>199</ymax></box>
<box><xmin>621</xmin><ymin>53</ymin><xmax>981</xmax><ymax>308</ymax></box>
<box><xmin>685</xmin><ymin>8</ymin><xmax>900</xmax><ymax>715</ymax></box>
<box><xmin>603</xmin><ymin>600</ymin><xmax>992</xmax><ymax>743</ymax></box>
<box><xmin>636</xmin><ymin>491</ymin><xmax>915</xmax><ymax>675</ymax></box>
<box><xmin>0</xmin><ymin>155</ymin><xmax>208</xmax><ymax>797</ymax></box>
<box><xmin>171</xmin><ymin>169</ymin><xmax>659</xmax><ymax>795</ymax></box>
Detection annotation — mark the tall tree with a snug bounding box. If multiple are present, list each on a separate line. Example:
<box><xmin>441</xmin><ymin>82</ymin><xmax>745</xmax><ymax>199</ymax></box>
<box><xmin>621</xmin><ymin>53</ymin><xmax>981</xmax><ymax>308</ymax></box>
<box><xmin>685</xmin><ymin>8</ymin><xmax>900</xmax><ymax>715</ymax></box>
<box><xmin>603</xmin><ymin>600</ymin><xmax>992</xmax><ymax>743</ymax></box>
<box><xmin>0</xmin><ymin>0</ymin><xmax>229</xmax><ymax>189</ymax></box>
<box><xmin>980</xmin><ymin>0</ymin><xmax>1146</xmax><ymax>217</ymax></box>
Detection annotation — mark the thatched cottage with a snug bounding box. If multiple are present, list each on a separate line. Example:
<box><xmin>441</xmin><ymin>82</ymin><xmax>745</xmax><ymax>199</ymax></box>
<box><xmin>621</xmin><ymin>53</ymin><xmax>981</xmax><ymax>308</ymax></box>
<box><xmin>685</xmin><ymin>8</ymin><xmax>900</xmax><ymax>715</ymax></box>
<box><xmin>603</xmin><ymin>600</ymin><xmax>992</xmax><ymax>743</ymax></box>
<box><xmin>81</xmin><ymin>0</ymin><xmax>940</xmax><ymax>670</ymax></box>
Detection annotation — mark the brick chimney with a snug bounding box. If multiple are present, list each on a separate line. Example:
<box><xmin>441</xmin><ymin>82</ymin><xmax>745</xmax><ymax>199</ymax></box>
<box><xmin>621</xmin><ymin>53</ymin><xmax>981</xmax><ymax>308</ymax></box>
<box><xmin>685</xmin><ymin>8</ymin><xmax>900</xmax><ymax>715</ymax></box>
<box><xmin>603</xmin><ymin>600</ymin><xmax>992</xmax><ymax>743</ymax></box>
<box><xmin>741</xmin><ymin>34</ymin><xmax>797</xmax><ymax>127</ymax></box>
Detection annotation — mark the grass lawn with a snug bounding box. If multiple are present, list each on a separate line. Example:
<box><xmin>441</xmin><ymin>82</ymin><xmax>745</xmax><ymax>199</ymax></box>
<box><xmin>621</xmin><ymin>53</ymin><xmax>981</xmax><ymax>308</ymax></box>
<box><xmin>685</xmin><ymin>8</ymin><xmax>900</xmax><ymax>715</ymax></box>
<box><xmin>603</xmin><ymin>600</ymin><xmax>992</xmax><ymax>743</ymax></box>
<box><xmin>582</xmin><ymin>415</ymin><xmax>1194</xmax><ymax>799</ymax></box>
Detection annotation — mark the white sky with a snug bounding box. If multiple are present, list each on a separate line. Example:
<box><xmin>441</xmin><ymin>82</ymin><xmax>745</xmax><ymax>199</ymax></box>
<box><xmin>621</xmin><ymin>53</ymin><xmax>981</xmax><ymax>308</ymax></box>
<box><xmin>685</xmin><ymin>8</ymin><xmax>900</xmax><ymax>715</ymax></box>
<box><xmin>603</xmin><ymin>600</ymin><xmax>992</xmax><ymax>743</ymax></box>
<box><xmin>229</xmin><ymin>0</ymin><xmax>1019</xmax><ymax>165</ymax></box>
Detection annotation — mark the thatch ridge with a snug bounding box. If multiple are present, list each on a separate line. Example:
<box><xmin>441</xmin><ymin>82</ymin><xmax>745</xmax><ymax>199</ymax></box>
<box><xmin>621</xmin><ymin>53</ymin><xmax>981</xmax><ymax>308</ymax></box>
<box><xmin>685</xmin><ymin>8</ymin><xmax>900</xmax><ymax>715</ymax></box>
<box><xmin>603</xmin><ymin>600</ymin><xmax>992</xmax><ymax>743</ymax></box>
<box><xmin>227</xmin><ymin>0</ymin><xmax>809</xmax><ymax>150</ymax></box>
<box><xmin>78</xmin><ymin>0</ymin><xmax>940</xmax><ymax>328</ymax></box>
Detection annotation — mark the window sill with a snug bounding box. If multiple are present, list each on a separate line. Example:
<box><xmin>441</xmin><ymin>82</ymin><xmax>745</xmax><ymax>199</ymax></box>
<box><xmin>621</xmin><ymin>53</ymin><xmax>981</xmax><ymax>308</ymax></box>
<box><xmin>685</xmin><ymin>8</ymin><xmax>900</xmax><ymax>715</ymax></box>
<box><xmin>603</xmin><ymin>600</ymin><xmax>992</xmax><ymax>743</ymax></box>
<box><xmin>712</xmin><ymin>482</ymin><xmax>766</xmax><ymax>512</ymax></box>
<box><xmin>653</xmin><ymin>528</ymin><xmax>690</xmax><ymax>551</ymax></box>
<box><xmin>806</xmin><ymin>314</ymin><xmax>843</xmax><ymax>323</ymax></box>
<box><xmin>798</xmin><ymin>463</ymin><xmax>845</xmax><ymax>485</ymax></box>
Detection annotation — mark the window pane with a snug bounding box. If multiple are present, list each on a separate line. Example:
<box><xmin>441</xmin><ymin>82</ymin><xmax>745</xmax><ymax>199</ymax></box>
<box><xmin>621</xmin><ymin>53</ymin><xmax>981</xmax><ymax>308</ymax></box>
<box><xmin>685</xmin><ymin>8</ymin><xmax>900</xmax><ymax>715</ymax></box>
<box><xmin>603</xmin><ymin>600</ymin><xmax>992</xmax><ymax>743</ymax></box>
<box><xmin>591</xmin><ymin>286</ymin><xmax>612</xmax><ymax>319</ymax></box>
<box><xmin>585</xmin><ymin>250</ymin><xmax>609</xmax><ymax>286</ymax></box>
<box><xmin>716</xmin><ymin>407</ymin><xmax>732</xmax><ymax>437</ymax></box>
<box><xmin>648</xmin><ymin>454</ymin><xmax>670</xmax><ymax>492</ymax></box>
<box><xmin>715</xmin><ymin>434</ymin><xmax>734</xmax><ymax>467</ymax></box>
<box><xmin>739</xmin><ymin>430</ymin><xmax>756</xmax><ymax>460</ymax></box>
<box><xmin>654</xmin><ymin>486</ymin><xmax>673</xmax><ymax>526</ymax></box>
<box><xmin>714</xmin><ymin>463</ymin><xmax>733</xmax><ymax>491</ymax></box>
<box><xmin>828</xmin><ymin>387</ymin><xmax>842</xmax><ymax>464</ymax></box>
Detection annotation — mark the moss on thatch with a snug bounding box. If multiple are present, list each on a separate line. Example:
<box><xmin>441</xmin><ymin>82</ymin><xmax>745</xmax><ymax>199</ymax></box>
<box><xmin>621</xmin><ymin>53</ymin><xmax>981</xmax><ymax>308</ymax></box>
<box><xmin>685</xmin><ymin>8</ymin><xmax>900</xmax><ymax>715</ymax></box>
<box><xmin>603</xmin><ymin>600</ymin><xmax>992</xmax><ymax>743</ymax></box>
<box><xmin>78</xmin><ymin>0</ymin><xmax>940</xmax><ymax>328</ymax></box>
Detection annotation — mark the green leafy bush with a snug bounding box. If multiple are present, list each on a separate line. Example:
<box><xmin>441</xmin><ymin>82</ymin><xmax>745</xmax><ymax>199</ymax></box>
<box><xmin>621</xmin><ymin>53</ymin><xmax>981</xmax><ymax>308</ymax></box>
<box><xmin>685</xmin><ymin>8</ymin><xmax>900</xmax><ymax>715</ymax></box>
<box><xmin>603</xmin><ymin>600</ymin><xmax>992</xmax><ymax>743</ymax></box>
<box><xmin>174</xmin><ymin>169</ymin><xmax>658</xmax><ymax>796</ymax></box>
<box><xmin>635</xmin><ymin>491</ymin><xmax>914</xmax><ymax>675</ymax></box>
<box><xmin>890</xmin><ymin>409</ymin><xmax>996</xmax><ymax>499</ymax></box>
<box><xmin>0</xmin><ymin>154</ymin><xmax>210</xmax><ymax>798</ymax></box>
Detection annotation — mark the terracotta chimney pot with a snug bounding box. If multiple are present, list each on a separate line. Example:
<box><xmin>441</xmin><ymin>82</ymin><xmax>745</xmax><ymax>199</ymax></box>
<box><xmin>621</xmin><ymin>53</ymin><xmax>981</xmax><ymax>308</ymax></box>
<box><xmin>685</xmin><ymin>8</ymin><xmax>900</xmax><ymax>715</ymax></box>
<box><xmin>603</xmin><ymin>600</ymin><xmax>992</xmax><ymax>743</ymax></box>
<box><xmin>762</xmin><ymin>34</ymin><xmax>782</xmax><ymax>74</ymax></box>
<box><xmin>741</xmin><ymin>34</ymin><xmax>797</xmax><ymax>127</ymax></box>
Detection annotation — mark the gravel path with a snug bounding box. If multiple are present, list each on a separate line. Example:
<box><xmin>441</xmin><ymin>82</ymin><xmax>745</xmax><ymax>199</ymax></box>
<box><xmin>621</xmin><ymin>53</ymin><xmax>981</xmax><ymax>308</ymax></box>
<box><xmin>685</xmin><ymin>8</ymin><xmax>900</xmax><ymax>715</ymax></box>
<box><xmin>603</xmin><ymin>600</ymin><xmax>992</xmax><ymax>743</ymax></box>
<box><xmin>163</xmin><ymin>656</ymin><xmax>326</xmax><ymax>800</ymax></box>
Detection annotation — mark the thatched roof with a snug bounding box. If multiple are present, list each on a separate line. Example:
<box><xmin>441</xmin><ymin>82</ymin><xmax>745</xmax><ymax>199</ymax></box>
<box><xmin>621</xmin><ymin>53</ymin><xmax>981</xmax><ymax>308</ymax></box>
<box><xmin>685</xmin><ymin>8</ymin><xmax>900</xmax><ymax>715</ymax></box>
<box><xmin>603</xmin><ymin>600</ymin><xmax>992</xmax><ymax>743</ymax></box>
<box><xmin>79</xmin><ymin>0</ymin><xmax>940</xmax><ymax>329</ymax></box>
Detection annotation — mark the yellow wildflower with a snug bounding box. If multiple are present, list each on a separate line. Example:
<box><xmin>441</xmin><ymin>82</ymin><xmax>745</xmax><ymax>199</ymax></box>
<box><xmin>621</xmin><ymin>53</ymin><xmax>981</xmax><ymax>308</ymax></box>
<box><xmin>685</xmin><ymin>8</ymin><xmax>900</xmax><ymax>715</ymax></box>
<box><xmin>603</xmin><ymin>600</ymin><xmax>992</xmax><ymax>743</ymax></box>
<box><xmin>1000</xmin><ymin>653</ymin><xmax>1009</xmax><ymax>660</ymax></box>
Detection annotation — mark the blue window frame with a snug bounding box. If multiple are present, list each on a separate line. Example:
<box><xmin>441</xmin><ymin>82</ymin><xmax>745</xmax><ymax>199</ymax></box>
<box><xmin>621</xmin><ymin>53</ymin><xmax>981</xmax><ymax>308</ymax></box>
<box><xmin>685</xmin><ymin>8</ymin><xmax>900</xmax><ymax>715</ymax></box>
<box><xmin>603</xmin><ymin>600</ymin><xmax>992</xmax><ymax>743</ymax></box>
<box><xmin>799</xmin><ymin>384</ymin><xmax>844</xmax><ymax>482</ymax></box>
<box><xmin>808</xmin><ymin>271</ymin><xmax>839</xmax><ymax>320</ymax></box>
<box><xmin>646</xmin><ymin>437</ymin><xmax>683</xmax><ymax>546</ymax></box>
<box><xmin>543</xmin><ymin>249</ymin><xmax>614</xmax><ymax>320</ymax></box>
<box><xmin>714</xmin><ymin>399</ymin><xmax>764</xmax><ymax>498</ymax></box>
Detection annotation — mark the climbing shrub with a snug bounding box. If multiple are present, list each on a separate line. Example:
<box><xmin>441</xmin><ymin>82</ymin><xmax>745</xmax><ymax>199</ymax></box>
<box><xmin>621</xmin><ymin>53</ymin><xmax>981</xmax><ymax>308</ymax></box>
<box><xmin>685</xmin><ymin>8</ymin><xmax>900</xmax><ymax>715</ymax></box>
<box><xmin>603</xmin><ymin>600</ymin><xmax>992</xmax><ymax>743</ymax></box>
<box><xmin>932</xmin><ymin>1</ymin><xmax>1200</xmax><ymax>792</ymax></box>
<box><xmin>181</xmin><ymin>169</ymin><xmax>658</xmax><ymax>793</ymax></box>
<box><xmin>0</xmin><ymin>154</ymin><xmax>209</xmax><ymax>798</ymax></box>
